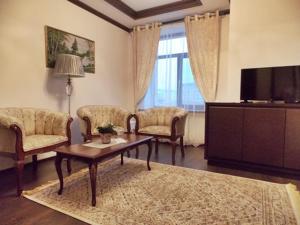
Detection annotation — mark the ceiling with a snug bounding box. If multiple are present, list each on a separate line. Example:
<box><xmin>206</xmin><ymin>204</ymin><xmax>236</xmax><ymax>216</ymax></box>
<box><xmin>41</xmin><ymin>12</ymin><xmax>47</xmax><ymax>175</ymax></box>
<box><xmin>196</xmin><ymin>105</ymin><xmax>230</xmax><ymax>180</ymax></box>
<box><xmin>69</xmin><ymin>0</ymin><xmax>230</xmax><ymax>32</ymax></box>
<box><xmin>122</xmin><ymin>0</ymin><xmax>179</xmax><ymax>11</ymax></box>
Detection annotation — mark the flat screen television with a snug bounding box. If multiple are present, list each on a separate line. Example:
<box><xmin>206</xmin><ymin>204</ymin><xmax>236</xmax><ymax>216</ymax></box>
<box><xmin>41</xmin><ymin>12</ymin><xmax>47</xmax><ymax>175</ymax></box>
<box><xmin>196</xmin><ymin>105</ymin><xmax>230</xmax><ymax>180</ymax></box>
<box><xmin>240</xmin><ymin>65</ymin><xmax>300</xmax><ymax>103</ymax></box>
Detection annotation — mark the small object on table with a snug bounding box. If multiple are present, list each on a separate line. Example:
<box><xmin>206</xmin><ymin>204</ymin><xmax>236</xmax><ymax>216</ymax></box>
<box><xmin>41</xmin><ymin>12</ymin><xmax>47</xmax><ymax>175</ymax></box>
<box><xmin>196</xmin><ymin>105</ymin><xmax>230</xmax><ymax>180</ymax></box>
<box><xmin>97</xmin><ymin>123</ymin><xmax>117</xmax><ymax>144</ymax></box>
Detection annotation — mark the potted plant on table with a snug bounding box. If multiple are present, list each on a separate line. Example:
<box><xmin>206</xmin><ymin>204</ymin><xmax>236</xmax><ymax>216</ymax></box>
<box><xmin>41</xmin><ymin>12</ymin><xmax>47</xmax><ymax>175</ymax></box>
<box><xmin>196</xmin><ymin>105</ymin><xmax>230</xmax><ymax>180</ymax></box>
<box><xmin>97</xmin><ymin>123</ymin><xmax>117</xmax><ymax>144</ymax></box>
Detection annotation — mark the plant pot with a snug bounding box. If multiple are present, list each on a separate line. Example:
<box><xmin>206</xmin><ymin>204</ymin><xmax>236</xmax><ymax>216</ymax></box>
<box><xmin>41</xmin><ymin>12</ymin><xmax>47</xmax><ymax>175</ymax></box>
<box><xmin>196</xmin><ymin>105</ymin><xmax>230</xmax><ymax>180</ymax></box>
<box><xmin>100</xmin><ymin>133</ymin><xmax>112</xmax><ymax>144</ymax></box>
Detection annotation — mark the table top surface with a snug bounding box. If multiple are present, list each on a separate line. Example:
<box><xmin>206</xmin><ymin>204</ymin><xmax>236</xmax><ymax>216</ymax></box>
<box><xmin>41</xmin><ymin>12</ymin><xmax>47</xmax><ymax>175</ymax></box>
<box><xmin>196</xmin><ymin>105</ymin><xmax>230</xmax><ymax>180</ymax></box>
<box><xmin>55</xmin><ymin>134</ymin><xmax>153</xmax><ymax>159</ymax></box>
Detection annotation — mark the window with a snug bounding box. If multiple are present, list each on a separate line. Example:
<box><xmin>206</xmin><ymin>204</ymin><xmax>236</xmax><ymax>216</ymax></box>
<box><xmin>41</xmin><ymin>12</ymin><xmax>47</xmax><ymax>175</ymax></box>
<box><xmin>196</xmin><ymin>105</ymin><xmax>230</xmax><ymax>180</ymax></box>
<box><xmin>140</xmin><ymin>25</ymin><xmax>205</xmax><ymax>111</ymax></box>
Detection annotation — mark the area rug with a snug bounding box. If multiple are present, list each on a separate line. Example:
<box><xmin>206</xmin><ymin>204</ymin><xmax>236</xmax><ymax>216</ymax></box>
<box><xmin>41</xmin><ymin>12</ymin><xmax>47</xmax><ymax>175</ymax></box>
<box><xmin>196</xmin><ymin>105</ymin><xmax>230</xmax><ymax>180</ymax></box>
<box><xmin>23</xmin><ymin>158</ymin><xmax>300</xmax><ymax>225</ymax></box>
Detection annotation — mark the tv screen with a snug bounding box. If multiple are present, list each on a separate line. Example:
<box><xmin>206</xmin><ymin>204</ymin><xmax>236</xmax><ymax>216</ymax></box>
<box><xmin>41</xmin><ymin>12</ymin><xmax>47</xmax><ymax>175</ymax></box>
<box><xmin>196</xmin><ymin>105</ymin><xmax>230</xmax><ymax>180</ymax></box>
<box><xmin>240</xmin><ymin>65</ymin><xmax>300</xmax><ymax>102</ymax></box>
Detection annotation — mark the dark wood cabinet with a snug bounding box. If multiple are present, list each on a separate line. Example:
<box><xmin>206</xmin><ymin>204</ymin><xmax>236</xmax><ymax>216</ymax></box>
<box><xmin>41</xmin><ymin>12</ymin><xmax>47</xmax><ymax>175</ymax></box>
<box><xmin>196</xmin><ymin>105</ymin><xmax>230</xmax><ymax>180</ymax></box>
<box><xmin>285</xmin><ymin>109</ymin><xmax>300</xmax><ymax>170</ymax></box>
<box><xmin>205</xmin><ymin>103</ymin><xmax>300</xmax><ymax>176</ymax></box>
<box><xmin>243</xmin><ymin>108</ymin><xmax>285</xmax><ymax>166</ymax></box>
<box><xmin>207</xmin><ymin>107</ymin><xmax>243</xmax><ymax>160</ymax></box>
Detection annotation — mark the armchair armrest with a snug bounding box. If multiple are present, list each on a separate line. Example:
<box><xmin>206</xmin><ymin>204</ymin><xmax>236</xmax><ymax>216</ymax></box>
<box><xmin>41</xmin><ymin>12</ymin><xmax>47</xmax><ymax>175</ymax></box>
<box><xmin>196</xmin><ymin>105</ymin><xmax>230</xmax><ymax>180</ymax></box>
<box><xmin>134</xmin><ymin>111</ymin><xmax>148</xmax><ymax>132</ymax></box>
<box><xmin>77</xmin><ymin>107</ymin><xmax>93</xmax><ymax>140</ymax></box>
<box><xmin>112</xmin><ymin>109</ymin><xmax>132</xmax><ymax>132</ymax></box>
<box><xmin>77</xmin><ymin>107</ymin><xmax>93</xmax><ymax>119</ymax></box>
<box><xmin>131</xmin><ymin>114</ymin><xmax>139</xmax><ymax>133</ymax></box>
<box><xmin>0</xmin><ymin>113</ymin><xmax>25</xmax><ymax>155</ymax></box>
<box><xmin>171</xmin><ymin>111</ymin><xmax>188</xmax><ymax>138</ymax></box>
<box><xmin>0</xmin><ymin>113</ymin><xmax>24</xmax><ymax>131</ymax></box>
<box><xmin>125</xmin><ymin>113</ymin><xmax>134</xmax><ymax>133</ymax></box>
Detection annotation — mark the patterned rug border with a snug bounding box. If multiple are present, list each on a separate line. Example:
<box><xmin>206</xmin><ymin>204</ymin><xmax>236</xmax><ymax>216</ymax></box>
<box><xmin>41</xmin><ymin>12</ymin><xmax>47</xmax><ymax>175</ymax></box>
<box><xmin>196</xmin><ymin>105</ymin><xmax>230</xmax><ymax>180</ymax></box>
<box><xmin>286</xmin><ymin>183</ymin><xmax>300</xmax><ymax>224</ymax></box>
<box><xmin>23</xmin><ymin>158</ymin><xmax>300</xmax><ymax>225</ymax></box>
<box><xmin>24</xmin><ymin>190</ymin><xmax>98</xmax><ymax>225</ymax></box>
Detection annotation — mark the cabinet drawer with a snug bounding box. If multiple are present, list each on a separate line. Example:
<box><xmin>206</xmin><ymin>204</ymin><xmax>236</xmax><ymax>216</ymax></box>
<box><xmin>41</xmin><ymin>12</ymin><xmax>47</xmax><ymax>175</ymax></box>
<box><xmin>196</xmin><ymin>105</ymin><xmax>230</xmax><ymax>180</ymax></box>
<box><xmin>207</xmin><ymin>107</ymin><xmax>243</xmax><ymax>160</ymax></box>
<box><xmin>285</xmin><ymin>109</ymin><xmax>300</xmax><ymax>169</ymax></box>
<box><xmin>243</xmin><ymin>108</ymin><xmax>285</xmax><ymax>167</ymax></box>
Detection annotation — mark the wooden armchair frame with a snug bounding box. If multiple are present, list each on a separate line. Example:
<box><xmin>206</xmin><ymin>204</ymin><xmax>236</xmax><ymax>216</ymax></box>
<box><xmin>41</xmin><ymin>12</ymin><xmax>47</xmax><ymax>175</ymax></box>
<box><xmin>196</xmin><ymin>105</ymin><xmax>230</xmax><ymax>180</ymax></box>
<box><xmin>79</xmin><ymin>110</ymin><xmax>137</xmax><ymax>158</ymax></box>
<box><xmin>0</xmin><ymin>118</ymin><xmax>73</xmax><ymax>196</ymax></box>
<box><xmin>133</xmin><ymin>113</ymin><xmax>186</xmax><ymax>165</ymax></box>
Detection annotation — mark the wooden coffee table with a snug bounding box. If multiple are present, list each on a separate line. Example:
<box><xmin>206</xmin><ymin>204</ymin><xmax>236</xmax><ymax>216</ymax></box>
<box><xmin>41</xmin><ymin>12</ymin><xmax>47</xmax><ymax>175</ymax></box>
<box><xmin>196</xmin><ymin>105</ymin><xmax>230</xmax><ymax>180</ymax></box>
<box><xmin>54</xmin><ymin>134</ymin><xmax>153</xmax><ymax>206</ymax></box>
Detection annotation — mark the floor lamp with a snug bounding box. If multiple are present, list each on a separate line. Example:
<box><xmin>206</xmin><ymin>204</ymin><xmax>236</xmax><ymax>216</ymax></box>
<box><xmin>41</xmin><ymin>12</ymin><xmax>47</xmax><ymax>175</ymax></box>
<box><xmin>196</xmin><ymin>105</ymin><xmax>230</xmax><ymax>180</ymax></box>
<box><xmin>54</xmin><ymin>54</ymin><xmax>85</xmax><ymax>114</ymax></box>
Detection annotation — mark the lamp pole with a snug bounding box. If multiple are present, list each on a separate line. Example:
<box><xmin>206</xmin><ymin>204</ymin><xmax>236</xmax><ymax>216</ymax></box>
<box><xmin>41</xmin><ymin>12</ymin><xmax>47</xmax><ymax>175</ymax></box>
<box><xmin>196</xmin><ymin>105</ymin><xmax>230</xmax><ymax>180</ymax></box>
<box><xmin>54</xmin><ymin>54</ymin><xmax>85</xmax><ymax>115</ymax></box>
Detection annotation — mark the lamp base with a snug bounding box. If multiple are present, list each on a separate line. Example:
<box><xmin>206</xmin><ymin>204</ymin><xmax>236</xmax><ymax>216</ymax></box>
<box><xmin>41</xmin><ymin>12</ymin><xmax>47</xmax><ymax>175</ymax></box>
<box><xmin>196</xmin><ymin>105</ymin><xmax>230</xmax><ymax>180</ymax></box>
<box><xmin>66</xmin><ymin>78</ymin><xmax>72</xmax><ymax>96</ymax></box>
<box><xmin>66</xmin><ymin>78</ymin><xmax>72</xmax><ymax>115</ymax></box>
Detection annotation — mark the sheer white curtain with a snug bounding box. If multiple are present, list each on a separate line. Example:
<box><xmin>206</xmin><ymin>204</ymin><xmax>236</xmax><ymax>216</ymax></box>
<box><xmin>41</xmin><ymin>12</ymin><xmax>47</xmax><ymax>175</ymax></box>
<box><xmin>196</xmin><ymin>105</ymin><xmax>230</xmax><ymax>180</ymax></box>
<box><xmin>139</xmin><ymin>23</ymin><xmax>205</xmax><ymax>146</ymax></box>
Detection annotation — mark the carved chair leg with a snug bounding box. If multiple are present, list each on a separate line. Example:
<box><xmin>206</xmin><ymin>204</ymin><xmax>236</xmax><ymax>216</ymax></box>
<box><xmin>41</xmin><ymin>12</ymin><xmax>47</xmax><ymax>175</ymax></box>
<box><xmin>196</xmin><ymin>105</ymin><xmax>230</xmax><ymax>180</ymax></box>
<box><xmin>171</xmin><ymin>141</ymin><xmax>176</xmax><ymax>165</ymax></box>
<box><xmin>15</xmin><ymin>159</ymin><xmax>24</xmax><ymax>196</ymax></box>
<box><xmin>180</xmin><ymin>137</ymin><xmax>185</xmax><ymax>158</ymax></box>
<box><xmin>155</xmin><ymin>138</ymin><xmax>159</xmax><ymax>154</ymax></box>
<box><xmin>121</xmin><ymin>152</ymin><xmax>124</xmax><ymax>165</ymax></box>
<box><xmin>67</xmin><ymin>159</ymin><xmax>72</xmax><ymax>174</ymax></box>
<box><xmin>32</xmin><ymin>155</ymin><xmax>38</xmax><ymax>172</ymax></box>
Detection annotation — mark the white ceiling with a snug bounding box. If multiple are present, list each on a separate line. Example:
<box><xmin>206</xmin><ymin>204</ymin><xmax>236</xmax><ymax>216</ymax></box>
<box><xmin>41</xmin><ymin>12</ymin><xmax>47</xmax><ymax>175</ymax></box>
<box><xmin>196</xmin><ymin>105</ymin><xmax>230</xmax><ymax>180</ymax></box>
<box><xmin>122</xmin><ymin>0</ymin><xmax>178</xmax><ymax>11</ymax></box>
<box><xmin>79</xmin><ymin>0</ymin><xmax>230</xmax><ymax>28</ymax></box>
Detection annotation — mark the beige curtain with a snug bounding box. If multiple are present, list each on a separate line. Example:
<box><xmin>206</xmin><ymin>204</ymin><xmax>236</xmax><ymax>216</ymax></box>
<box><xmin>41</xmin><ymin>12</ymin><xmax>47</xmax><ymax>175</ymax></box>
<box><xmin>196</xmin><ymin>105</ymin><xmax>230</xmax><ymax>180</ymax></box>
<box><xmin>132</xmin><ymin>23</ymin><xmax>161</xmax><ymax>108</ymax></box>
<box><xmin>184</xmin><ymin>11</ymin><xmax>220</xmax><ymax>102</ymax></box>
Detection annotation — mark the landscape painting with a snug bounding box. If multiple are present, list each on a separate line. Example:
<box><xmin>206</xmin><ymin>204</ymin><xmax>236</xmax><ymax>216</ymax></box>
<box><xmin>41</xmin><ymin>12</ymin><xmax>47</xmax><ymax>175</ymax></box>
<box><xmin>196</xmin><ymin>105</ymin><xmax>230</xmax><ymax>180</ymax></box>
<box><xmin>45</xmin><ymin>26</ymin><xmax>95</xmax><ymax>73</ymax></box>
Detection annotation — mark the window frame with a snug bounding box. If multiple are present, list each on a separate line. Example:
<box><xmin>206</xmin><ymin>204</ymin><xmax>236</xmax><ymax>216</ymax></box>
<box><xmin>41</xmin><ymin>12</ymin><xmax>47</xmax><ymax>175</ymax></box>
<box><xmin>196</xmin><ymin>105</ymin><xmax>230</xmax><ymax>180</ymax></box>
<box><xmin>156</xmin><ymin>52</ymin><xmax>205</xmax><ymax>112</ymax></box>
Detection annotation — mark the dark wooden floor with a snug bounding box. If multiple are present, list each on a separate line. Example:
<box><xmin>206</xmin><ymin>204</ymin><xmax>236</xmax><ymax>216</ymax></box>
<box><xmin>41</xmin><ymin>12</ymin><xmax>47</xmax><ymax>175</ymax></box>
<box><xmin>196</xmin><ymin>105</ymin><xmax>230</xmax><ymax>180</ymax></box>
<box><xmin>0</xmin><ymin>144</ymin><xmax>299</xmax><ymax>225</ymax></box>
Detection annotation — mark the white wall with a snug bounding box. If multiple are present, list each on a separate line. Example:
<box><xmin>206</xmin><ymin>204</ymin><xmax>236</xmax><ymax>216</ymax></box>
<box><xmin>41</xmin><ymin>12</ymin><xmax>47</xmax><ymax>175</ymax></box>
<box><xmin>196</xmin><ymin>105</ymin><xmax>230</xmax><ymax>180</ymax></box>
<box><xmin>226</xmin><ymin>0</ymin><xmax>300</xmax><ymax>101</ymax></box>
<box><xmin>0</xmin><ymin>0</ymin><xmax>133</xmax><ymax>170</ymax></box>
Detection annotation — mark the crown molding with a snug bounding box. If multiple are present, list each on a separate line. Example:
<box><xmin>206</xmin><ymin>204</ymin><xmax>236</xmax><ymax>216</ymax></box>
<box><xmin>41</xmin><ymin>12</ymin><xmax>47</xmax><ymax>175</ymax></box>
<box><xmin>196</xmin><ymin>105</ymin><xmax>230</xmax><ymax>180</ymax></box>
<box><xmin>68</xmin><ymin>0</ymin><xmax>229</xmax><ymax>33</ymax></box>
<box><xmin>68</xmin><ymin>0</ymin><xmax>131</xmax><ymax>32</ymax></box>
<box><xmin>104</xmin><ymin>0</ymin><xmax>203</xmax><ymax>19</ymax></box>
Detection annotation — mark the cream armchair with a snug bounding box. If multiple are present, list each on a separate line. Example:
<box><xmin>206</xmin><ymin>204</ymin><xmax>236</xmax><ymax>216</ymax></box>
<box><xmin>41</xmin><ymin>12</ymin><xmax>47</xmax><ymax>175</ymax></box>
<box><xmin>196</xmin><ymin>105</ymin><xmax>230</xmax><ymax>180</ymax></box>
<box><xmin>135</xmin><ymin>107</ymin><xmax>188</xmax><ymax>165</ymax></box>
<box><xmin>77</xmin><ymin>105</ymin><xmax>132</xmax><ymax>142</ymax></box>
<box><xmin>0</xmin><ymin>108</ymin><xmax>72</xmax><ymax>196</ymax></box>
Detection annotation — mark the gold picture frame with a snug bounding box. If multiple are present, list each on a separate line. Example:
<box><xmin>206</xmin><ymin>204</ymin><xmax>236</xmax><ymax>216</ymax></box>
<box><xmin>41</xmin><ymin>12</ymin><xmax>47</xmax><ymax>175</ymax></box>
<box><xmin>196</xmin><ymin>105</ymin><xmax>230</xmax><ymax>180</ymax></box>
<box><xmin>45</xmin><ymin>26</ymin><xmax>95</xmax><ymax>73</ymax></box>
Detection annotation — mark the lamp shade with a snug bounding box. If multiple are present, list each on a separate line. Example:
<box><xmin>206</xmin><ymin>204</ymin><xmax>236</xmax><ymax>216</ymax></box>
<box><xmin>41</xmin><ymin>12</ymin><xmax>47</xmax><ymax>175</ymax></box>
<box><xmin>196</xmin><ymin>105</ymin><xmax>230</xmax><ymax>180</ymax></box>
<box><xmin>54</xmin><ymin>54</ymin><xmax>85</xmax><ymax>78</ymax></box>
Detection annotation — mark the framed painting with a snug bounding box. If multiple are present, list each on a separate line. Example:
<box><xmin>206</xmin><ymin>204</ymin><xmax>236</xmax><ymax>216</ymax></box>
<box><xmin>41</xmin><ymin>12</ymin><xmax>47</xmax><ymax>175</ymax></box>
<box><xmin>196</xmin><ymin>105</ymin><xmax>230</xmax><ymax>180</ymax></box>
<box><xmin>45</xmin><ymin>26</ymin><xmax>95</xmax><ymax>73</ymax></box>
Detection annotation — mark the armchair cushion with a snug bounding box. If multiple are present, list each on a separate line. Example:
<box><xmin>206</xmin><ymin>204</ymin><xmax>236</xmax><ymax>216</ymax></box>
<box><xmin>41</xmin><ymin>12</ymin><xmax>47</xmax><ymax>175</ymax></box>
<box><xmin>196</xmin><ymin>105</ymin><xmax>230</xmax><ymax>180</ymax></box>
<box><xmin>0</xmin><ymin>108</ymin><xmax>70</xmax><ymax>136</ymax></box>
<box><xmin>22</xmin><ymin>108</ymin><xmax>36</xmax><ymax>135</ymax></box>
<box><xmin>0</xmin><ymin>107</ymin><xmax>71</xmax><ymax>153</ymax></box>
<box><xmin>77</xmin><ymin>105</ymin><xmax>131</xmax><ymax>137</ymax></box>
<box><xmin>138</xmin><ymin>125</ymin><xmax>171</xmax><ymax>136</ymax></box>
<box><xmin>136</xmin><ymin>107</ymin><xmax>188</xmax><ymax>137</ymax></box>
<box><xmin>36</xmin><ymin>110</ymin><xmax>69</xmax><ymax>136</ymax></box>
<box><xmin>24</xmin><ymin>135</ymin><xmax>67</xmax><ymax>151</ymax></box>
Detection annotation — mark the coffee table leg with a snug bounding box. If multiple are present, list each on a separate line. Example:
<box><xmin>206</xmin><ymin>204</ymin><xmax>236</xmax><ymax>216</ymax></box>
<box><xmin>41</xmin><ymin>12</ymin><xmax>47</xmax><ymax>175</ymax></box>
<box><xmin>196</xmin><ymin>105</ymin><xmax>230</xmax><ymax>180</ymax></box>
<box><xmin>147</xmin><ymin>140</ymin><xmax>152</xmax><ymax>171</ymax></box>
<box><xmin>121</xmin><ymin>152</ymin><xmax>124</xmax><ymax>165</ymax></box>
<box><xmin>135</xmin><ymin>147</ymin><xmax>139</xmax><ymax>159</ymax></box>
<box><xmin>55</xmin><ymin>153</ymin><xmax>64</xmax><ymax>195</ymax></box>
<box><xmin>89</xmin><ymin>162</ymin><xmax>97</xmax><ymax>206</ymax></box>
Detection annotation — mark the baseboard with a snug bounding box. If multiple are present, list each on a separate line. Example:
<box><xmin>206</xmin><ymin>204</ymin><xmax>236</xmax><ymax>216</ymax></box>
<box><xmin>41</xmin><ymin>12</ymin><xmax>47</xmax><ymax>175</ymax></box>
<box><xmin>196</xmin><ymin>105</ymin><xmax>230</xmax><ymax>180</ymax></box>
<box><xmin>207</xmin><ymin>158</ymin><xmax>300</xmax><ymax>180</ymax></box>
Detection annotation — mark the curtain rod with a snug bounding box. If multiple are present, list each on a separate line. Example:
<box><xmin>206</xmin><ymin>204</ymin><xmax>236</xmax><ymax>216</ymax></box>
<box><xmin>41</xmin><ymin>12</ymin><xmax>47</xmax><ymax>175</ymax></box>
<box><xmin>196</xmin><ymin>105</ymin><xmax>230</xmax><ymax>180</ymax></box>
<box><xmin>131</xmin><ymin>9</ymin><xmax>230</xmax><ymax>31</ymax></box>
<box><xmin>162</xmin><ymin>9</ymin><xmax>230</xmax><ymax>26</ymax></box>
